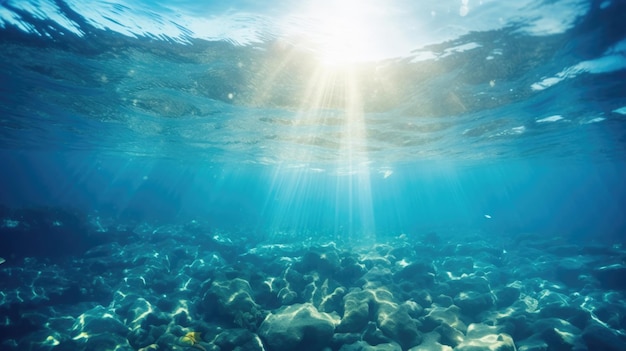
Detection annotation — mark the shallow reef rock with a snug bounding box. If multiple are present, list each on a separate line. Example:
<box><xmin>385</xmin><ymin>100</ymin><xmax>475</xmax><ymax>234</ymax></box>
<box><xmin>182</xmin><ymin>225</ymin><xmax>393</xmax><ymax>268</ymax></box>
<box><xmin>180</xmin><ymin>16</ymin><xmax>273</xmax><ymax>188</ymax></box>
<box><xmin>377</xmin><ymin>302</ymin><xmax>422</xmax><ymax>349</ymax></box>
<box><xmin>69</xmin><ymin>305</ymin><xmax>133</xmax><ymax>351</ymax></box>
<box><xmin>453</xmin><ymin>323</ymin><xmax>516</xmax><ymax>351</ymax></box>
<box><xmin>258</xmin><ymin>303</ymin><xmax>339</xmax><ymax>351</ymax></box>
<box><xmin>2</xmin><ymin>212</ymin><xmax>626</xmax><ymax>351</ymax></box>
<box><xmin>453</xmin><ymin>290</ymin><xmax>496</xmax><ymax>316</ymax></box>
<box><xmin>203</xmin><ymin>277</ymin><xmax>266</xmax><ymax>330</ymax></box>
<box><xmin>593</xmin><ymin>264</ymin><xmax>626</xmax><ymax>291</ymax></box>
<box><xmin>582</xmin><ymin>323</ymin><xmax>626</xmax><ymax>351</ymax></box>
<box><xmin>337</xmin><ymin>287</ymin><xmax>423</xmax><ymax>349</ymax></box>
<box><xmin>213</xmin><ymin>328</ymin><xmax>265</xmax><ymax>351</ymax></box>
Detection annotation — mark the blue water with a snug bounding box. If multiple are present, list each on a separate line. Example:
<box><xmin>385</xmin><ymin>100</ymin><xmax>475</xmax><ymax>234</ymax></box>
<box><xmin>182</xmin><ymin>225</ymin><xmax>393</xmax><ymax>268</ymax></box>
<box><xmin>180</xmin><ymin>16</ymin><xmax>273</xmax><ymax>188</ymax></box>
<box><xmin>1</xmin><ymin>0</ymin><xmax>625</xmax><ymax>243</ymax></box>
<box><xmin>2</xmin><ymin>151</ymin><xmax>625</xmax><ymax>243</ymax></box>
<box><xmin>2</xmin><ymin>2</ymin><xmax>626</xmax><ymax>350</ymax></box>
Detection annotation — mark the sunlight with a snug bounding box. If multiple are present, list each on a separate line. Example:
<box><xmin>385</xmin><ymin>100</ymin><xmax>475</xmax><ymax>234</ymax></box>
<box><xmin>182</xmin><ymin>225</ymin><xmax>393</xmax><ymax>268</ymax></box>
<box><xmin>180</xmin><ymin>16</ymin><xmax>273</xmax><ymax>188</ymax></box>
<box><xmin>253</xmin><ymin>0</ymin><xmax>399</xmax><ymax>240</ymax></box>
<box><xmin>257</xmin><ymin>46</ymin><xmax>376</xmax><ymax>241</ymax></box>
<box><xmin>298</xmin><ymin>0</ymin><xmax>394</xmax><ymax>65</ymax></box>
<box><xmin>261</xmin><ymin>58</ymin><xmax>376</xmax><ymax>240</ymax></box>
<box><xmin>309</xmin><ymin>1</ymin><xmax>371</xmax><ymax>65</ymax></box>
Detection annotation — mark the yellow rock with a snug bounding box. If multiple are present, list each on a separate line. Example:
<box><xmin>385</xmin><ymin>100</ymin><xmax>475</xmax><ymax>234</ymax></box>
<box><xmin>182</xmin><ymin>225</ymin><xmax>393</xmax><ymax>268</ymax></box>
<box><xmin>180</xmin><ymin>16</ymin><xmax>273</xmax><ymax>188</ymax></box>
<box><xmin>179</xmin><ymin>331</ymin><xmax>202</xmax><ymax>346</ymax></box>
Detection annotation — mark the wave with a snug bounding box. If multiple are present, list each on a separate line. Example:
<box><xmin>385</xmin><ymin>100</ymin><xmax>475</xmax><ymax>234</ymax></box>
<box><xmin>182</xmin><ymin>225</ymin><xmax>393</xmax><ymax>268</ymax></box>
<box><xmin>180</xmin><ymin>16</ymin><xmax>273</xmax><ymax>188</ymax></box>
<box><xmin>1</xmin><ymin>0</ymin><xmax>625</xmax><ymax>165</ymax></box>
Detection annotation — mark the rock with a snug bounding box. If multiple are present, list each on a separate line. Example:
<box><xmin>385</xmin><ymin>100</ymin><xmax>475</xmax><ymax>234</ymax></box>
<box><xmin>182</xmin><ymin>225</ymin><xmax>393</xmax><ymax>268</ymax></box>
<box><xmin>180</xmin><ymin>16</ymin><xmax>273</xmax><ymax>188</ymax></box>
<box><xmin>434</xmin><ymin>322</ymin><xmax>464</xmax><ymax>348</ymax></box>
<box><xmin>138</xmin><ymin>344</ymin><xmax>160</xmax><ymax>351</ymax></box>
<box><xmin>46</xmin><ymin>316</ymin><xmax>75</xmax><ymax>332</ymax></box>
<box><xmin>0</xmin><ymin>208</ymin><xmax>95</xmax><ymax>259</ymax></box>
<box><xmin>582</xmin><ymin>324</ymin><xmax>626</xmax><ymax>351</ymax></box>
<box><xmin>402</xmin><ymin>300</ymin><xmax>424</xmax><ymax>319</ymax></box>
<box><xmin>71</xmin><ymin>305</ymin><xmax>129</xmax><ymax>336</ymax></box>
<box><xmin>555</xmin><ymin>258</ymin><xmax>586</xmax><ymax>288</ymax></box>
<box><xmin>517</xmin><ymin>317</ymin><xmax>586</xmax><ymax>351</ymax></box>
<box><xmin>277</xmin><ymin>287</ymin><xmax>298</xmax><ymax>305</ymax></box>
<box><xmin>394</xmin><ymin>261</ymin><xmax>435</xmax><ymax>286</ymax></box>
<box><xmin>332</xmin><ymin>332</ymin><xmax>361</xmax><ymax>347</ymax></box>
<box><xmin>118</xmin><ymin>297</ymin><xmax>167</xmax><ymax>331</ymax></box>
<box><xmin>298</xmin><ymin>247</ymin><xmax>341</xmax><ymax>275</ymax></box>
<box><xmin>538</xmin><ymin>305</ymin><xmax>590</xmax><ymax>329</ymax></box>
<box><xmin>581</xmin><ymin>245</ymin><xmax>620</xmax><ymax>256</ymax></box>
<box><xmin>68</xmin><ymin>305</ymin><xmax>131</xmax><ymax>351</ymax></box>
<box><xmin>455</xmin><ymin>333</ymin><xmax>515</xmax><ymax>351</ymax></box>
<box><xmin>454</xmin><ymin>291</ymin><xmax>495</xmax><ymax>316</ymax></box>
<box><xmin>83</xmin><ymin>333</ymin><xmax>133</xmax><ymax>351</ymax></box>
<box><xmin>258</xmin><ymin>303</ymin><xmax>338</xmax><ymax>351</ymax></box>
<box><xmin>408</xmin><ymin>331</ymin><xmax>454</xmax><ymax>351</ymax></box>
<box><xmin>363</xmin><ymin>321</ymin><xmax>392</xmax><ymax>345</ymax></box>
<box><xmin>388</xmin><ymin>245</ymin><xmax>416</xmax><ymax>262</ymax></box>
<box><xmin>172</xmin><ymin>309</ymin><xmax>191</xmax><ymax>327</ymax></box>
<box><xmin>536</xmin><ymin>290</ymin><xmax>570</xmax><ymax>310</ymax></box>
<box><xmin>378</xmin><ymin>304</ymin><xmax>422</xmax><ymax>349</ymax></box>
<box><xmin>440</xmin><ymin>257</ymin><xmax>474</xmax><ymax>275</ymax></box>
<box><xmin>358</xmin><ymin>266</ymin><xmax>394</xmax><ymax>288</ymax></box>
<box><xmin>370</xmin><ymin>342</ymin><xmax>403</xmax><ymax>351</ymax></box>
<box><xmin>13</xmin><ymin>330</ymin><xmax>69</xmax><ymax>351</ymax></box>
<box><xmin>594</xmin><ymin>303</ymin><xmax>626</xmax><ymax>330</ymax></box>
<box><xmin>495</xmin><ymin>284</ymin><xmax>521</xmax><ymax>308</ymax></box>
<box><xmin>319</xmin><ymin>285</ymin><xmax>347</xmax><ymax>314</ymax></box>
<box><xmin>516</xmin><ymin>337</ymin><xmax>549</xmax><ymax>351</ymax></box>
<box><xmin>338</xmin><ymin>289</ymin><xmax>373</xmax><ymax>333</ymax></box>
<box><xmin>337</xmin><ymin>286</ymin><xmax>422</xmax><ymax>348</ymax></box>
<box><xmin>284</xmin><ymin>268</ymin><xmax>308</xmax><ymax>295</ymax></box>
<box><xmin>128</xmin><ymin>327</ymin><xmax>156</xmax><ymax>350</ymax></box>
<box><xmin>593</xmin><ymin>264</ymin><xmax>626</xmax><ymax>291</ymax></box>
<box><xmin>213</xmin><ymin>328</ymin><xmax>264</xmax><ymax>351</ymax></box>
<box><xmin>336</xmin><ymin>255</ymin><xmax>367</xmax><ymax>285</ymax></box>
<box><xmin>409</xmin><ymin>290</ymin><xmax>433</xmax><ymax>309</ymax></box>
<box><xmin>454</xmin><ymin>323</ymin><xmax>515</xmax><ymax>351</ymax></box>
<box><xmin>539</xmin><ymin>321</ymin><xmax>583</xmax><ymax>351</ymax></box>
<box><xmin>446</xmin><ymin>276</ymin><xmax>492</xmax><ymax>294</ymax></box>
<box><xmin>204</xmin><ymin>278</ymin><xmax>265</xmax><ymax>330</ymax></box>
<box><xmin>339</xmin><ymin>341</ymin><xmax>402</xmax><ymax>351</ymax></box>
<box><xmin>304</xmin><ymin>278</ymin><xmax>346</xmax><ymax>314</ymax></box>
<box><xmin>420</xmin><ymin>305</ymin><xmax>466</xmax><ymax>333</ymax></box>
<box><xmin>432</xmin><ymin>294</ymin><xmax>454</xmax><ymax>307</ymax></box>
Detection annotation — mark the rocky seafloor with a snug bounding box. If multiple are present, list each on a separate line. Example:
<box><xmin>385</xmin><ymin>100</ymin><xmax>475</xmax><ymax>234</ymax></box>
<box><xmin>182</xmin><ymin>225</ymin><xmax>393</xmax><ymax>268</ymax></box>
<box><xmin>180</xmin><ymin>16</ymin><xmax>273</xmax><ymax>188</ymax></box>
<box><xmin>1</xmin><ymin>210</ymin><xmax>626</xmax><ymax>351</ymax></box>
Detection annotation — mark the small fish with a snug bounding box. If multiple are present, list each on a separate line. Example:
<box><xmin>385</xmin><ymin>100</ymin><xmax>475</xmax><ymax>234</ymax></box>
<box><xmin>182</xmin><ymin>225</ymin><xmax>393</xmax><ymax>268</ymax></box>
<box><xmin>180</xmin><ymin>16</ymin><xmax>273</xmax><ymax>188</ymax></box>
<box><xmin>0</xmin><ymin>257</ymin><xmax>5</xmax><ymax>265</ymax></box>
<box><xmin>484</xmin><ymin>214</ymin><xmax>492</xmax><ymax>219</ymax></box>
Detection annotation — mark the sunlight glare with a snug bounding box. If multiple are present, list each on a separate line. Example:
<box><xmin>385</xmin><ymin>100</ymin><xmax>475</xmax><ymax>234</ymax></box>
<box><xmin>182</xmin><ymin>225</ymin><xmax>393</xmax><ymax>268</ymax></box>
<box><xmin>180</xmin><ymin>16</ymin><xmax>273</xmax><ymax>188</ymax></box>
<box><xmin>258</xmin><ymin>1</ymin><xmax>395</xmax><ymax>241</ymax></box>
<box><xmin>302</xmin><ymin>0</ymin><xmax>391</xmax><ymax>65</ymax></box>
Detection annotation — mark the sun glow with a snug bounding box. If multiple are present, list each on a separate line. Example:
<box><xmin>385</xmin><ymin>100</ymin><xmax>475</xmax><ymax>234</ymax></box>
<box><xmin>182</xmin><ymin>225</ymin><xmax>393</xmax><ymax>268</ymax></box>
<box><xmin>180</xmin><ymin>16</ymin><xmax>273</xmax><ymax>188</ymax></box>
<box><xmin>260</xmin><ymin>57</ymin><xmax>375</xmax><ymax>239</ymax></box>
<box><xmin>253</xmin><ymin>1</ymin><xmax>404</xmax><ymax>241</ymax></box>
<box><xmin>297</xmin><ymin>0</ymin><xmax>395</xmax><ymax>65</ymax></box>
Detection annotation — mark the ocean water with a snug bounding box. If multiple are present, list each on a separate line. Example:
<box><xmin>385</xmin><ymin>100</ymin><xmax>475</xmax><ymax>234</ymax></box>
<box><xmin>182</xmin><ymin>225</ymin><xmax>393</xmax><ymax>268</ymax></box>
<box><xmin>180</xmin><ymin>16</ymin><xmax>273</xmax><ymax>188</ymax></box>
<box><xmin>1</xmin><ymin>0</ymin><xmax>626</xmax><ymax>350</ymax></box>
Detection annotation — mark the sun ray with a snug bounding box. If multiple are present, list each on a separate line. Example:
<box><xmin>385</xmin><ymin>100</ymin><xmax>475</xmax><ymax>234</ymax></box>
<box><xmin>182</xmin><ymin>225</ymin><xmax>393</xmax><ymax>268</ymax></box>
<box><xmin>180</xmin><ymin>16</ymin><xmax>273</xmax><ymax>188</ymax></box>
<box><xmin>249</xmin><ymin>0</ymin><xmax>402</xmax><ymax>240</ymax></box>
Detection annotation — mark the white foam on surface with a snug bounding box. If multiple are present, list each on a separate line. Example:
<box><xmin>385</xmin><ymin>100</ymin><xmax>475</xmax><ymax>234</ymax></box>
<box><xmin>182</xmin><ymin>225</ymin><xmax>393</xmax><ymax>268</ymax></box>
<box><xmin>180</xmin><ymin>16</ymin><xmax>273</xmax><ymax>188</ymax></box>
<box><xmin>532</xmin><ymin>39</ymin><xmax>626</xmax><ymax>91</ymax></box>
<box><xmin>582</xmin><ymin>117</ymin><xmax>606</xmax><ymax>124</ymax></box>
<box><xmin>536</xmin><ymin>115</ymin><xmax>564</xmax><ymax>123</ymax></box>
<box><xmin>516</xmin><ymin>0</ymin><xmax>589</xmax><ymax>36</ymax></box>
<box><xmin>0</xmin><ymin>0</ymin><xmax>592</xmax><ymax>59</ymax></box>
<box><xmin>492</xmin><ymin>126</ymin><xmax>526</xmax><ymax>137</ymax></box>
<box><xmin>613</xmin><ymin>107</ymin><xmax>626</xmax><ymax>115</ymax></box>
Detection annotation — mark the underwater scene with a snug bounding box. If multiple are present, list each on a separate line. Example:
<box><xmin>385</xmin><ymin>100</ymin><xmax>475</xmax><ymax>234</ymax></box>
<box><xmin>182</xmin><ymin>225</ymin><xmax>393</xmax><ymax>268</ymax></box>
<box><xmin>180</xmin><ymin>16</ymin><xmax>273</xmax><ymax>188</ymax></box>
<box><xmin>1</xmin><ymin>0</ymin><xmax>626</xmax><ymax>350</ymax></box>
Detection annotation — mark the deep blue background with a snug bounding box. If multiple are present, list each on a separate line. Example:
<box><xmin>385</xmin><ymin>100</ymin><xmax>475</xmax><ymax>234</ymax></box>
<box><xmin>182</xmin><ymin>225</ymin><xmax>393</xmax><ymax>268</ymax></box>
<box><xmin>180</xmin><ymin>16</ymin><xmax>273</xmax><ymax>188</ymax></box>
<box><xmin>1</xmin><ymin>150</ymin><xmax>624</xmax><ymax>243</ymax></box>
